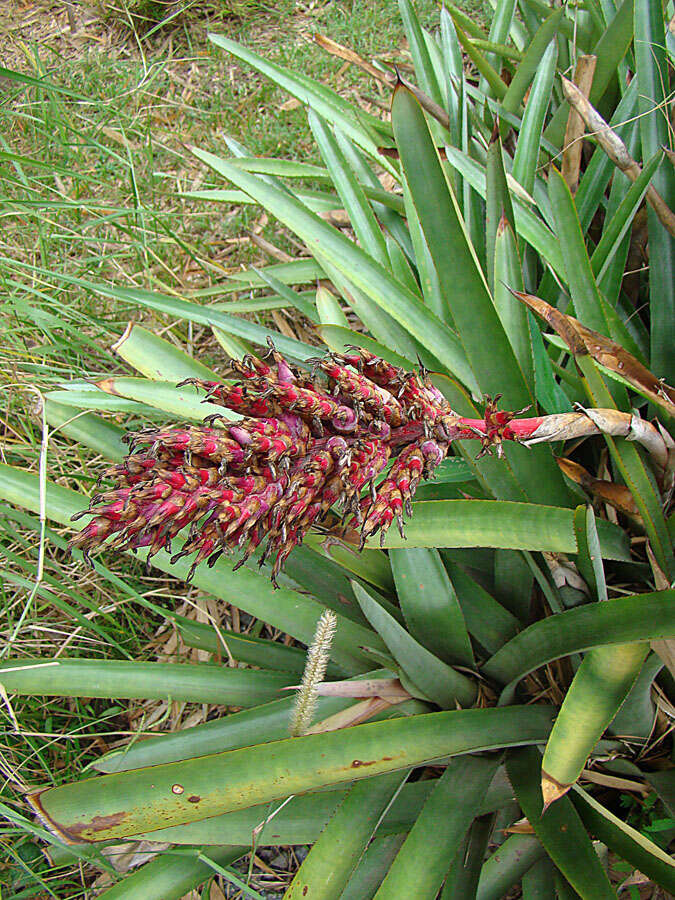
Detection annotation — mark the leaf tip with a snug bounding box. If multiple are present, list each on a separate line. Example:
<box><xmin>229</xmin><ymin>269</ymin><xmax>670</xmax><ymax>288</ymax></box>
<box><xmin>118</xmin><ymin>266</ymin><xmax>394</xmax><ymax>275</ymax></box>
<box><xmin>541</xmin><ymin>769</ymin><xmax>570</xmax><ymax>812</ymax></box>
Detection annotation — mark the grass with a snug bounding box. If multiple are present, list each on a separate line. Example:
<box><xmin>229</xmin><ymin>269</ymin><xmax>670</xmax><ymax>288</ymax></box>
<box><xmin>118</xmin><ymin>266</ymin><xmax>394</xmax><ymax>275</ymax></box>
<box><xmin>0</xmin><ymin>0</ymin><xmax>489</xmax><ymax>894</ymax></box>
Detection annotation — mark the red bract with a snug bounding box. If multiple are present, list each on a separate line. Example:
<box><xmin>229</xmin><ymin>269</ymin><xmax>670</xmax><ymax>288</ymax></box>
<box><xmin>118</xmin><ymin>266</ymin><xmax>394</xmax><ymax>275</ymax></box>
<box><xmin>68</xmin><ymin>345</ymin><xmax>523</xmax><ymax>584</ymax></box>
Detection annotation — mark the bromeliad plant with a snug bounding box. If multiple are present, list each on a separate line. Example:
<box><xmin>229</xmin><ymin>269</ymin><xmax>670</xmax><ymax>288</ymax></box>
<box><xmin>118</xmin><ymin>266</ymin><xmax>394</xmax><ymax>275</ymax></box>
<box><xmin>2</xmin><ymin>0</ymin><xmax>675</xmax><ymax>896</ymax></box>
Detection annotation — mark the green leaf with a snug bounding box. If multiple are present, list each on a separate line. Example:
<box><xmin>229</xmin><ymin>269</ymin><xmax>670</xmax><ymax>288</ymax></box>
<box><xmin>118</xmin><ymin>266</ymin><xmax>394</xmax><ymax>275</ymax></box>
<box><xmin>285</xmin><ymin>772</ymin><xmax>409</xmax><ymax>899</ymax></box>
<box><xmin>500</xmin><ymin>10</ymin><xmax>563</xmax><ymax>122</ymax></box>
<box><xmin>316</xmin><ymin>285</ymin><xmax>349</xmax><ymax>328</ymax></box>
<box><xmin>192</xmin><ymin>148</ymin><xmax>478</xmax><ymax>391</ymax></box>
<box><xmin>399</xmin><ymin>0</ymin><xmax>445</xmax><ymax>108</ymax></box>
<box><xmin>483</xmin><ymin>0</ymin><xmax>518</xmax><ymax>73</ymax></box>
<box><xmin>390</xmin><ymin>548</ymin><xmax>474</xmax><ymax>667</ymax></box>
<box><xmin>173</xmin><ymin>616</ymin><xmax>312</xmax><ymax>675</ymax></box>
<box><xmin>441</xmin><ymin>145</ymin><xmax>567</xmax><ymax>281</ymax></box>
<box><xmin>28</xmin><ymin>705</ymin><xmax>555</xmax><ymax>842</ymax></box>
<box><xmin>88</xmin><ymin>377</ymin><xmax>236</xmax><ymax>423</ymax></box>
<box><xmin>541</xmin><ymin>642</ymin><xmax>648</xmax><ymax>796</ymax></box>
<box><xmin>544</xmin><ymin>0</ymin><xmax>635</xmax><ymax>147</ymax></box>
<box><xmin>94</xmin><ymin>691</ymin><xmax>383</xmax><ymax>774</ymax></box>
<box><xmin>373</xmin><ymin>755</ymin><xmax>499</xmax><ymax>899</ymax></box>
<box><xmin>0</xmin><ymin>465</ymin><xmax>378</xmax><ymax>675</ymax></box>
<box><xmin>145</xmin><ymin>772</ymin><xmax>516</xmax><ymax>847</ymax></box>
<box><xmin>340</xmin><ymin>835</ymin><xmax>406</xmax><ymax>900</ymax></box>
<box><xmin>521</xmin><ymin>857</ymin><xmax>557</xmax><ymax>900</ymax></box>
<box><xmin>573</xmin><ymin>506</ymin><xmax>607</xmax><ymax>602</ymax></box>
<box><xmin>549</xmin><ymin>169</ymin><xmax>617</xmax><ymax>338</ymax></box>
<box><xmin>572</xmin><ymin>786</ymin><xmax>675</xmax><ymax>894</ymax></box>
<box><xmin>493</xmin><ymin>216</ymin><xmax>533</xmax><ymax>388</ymax></box>
<box><xmin>486</xmin><ymin>133</ymin><xmax>516</xmax><ymax>295</ymax></box>
<box><xmin>484</xmin><ymin>590</ymin><xmax>675</xmax><ymax>689</ymax></box>
<box><xmin>590</xmin><ymin>150</ymin><xmax>663</xmax><ymax>291</ymax></box>
<box><xmin>577</xmin><ymin>356</ymin><xmax>674</xmax><ymax>578</ymax></box>
<box><xmin>380</xmin><ymin>499</ymin><xmax>629</xmax><ymax>559</ymax></box>
<box><xmin>443</xmin><ymin>817</ymin><xmax>494</xmax><ymax>898</ymax></box>
<box><xmin>511</xmin><ymin>38</ymin><xmax>557</xmax><ymax>195</ymax></box>
<box><xmin>207</xmin><ymin>34</ymin><xmax>397</xmax><ymax>177</ymax></box>
<box><xmin>442</xmin><ymin>559</ymin><xmax>520</xmax><ymax>654</ymax></box>
<box><xmin>249</xmin><ymin>266</ymin><xmax>318</xmax><ymax>322</ymax></box>
<box><xmin>392</xmin><ymin>84</ymin><xmax>529</xmax><ymax>408</ymax></box>
<box><xmin>352</xmin><ymin>581</ymin><xmax>477</xmax><ymax>708</ymax></box>
<box><xmin>96</xmin><ymin>846</ymin><xmax>246</xmax><ymax>900</ymax></box>
<box><xmin>45</xmin><ymin>400</ymin><xmax>126</xmax><ymax>461</ymax></box>
<box><xmin>635</xmin><ymin>0</ymin><xmax>675</xmax><ymax>383</ymax></box>
<box><xmin>507</xmin><ymin>747</ymin><xmax>616</xmax><ymax>898</ymax></box>
<box><xmin>476</xmin><ymin>835</ymin><xmax>547</xmax><ymax>900</ymax></box>
<box><xmin>111</xmin><ymin>322</ymin><xmax>220</xmax><ymax>381</ymax></box>
<box><xmin>0</xmin><ymin>658</ymin><xmax>294</xmax><ymax>706</ymax></box>
<box><xmin>308</xmin><ymin>109</ymin><xmax>389</xmax><ymax>268</ymax></box>
<box><xmin>451</xmin><ymin>21</ymin><xmax>508</xmax><ymax>99</ymax></box>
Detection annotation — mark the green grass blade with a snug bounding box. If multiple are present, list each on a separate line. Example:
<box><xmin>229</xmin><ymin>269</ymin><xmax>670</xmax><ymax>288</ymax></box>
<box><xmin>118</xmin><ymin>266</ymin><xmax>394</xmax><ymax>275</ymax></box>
<box><xmin>352</xmin><ymin>581</ymin><xmax>477</xmax><ymax>708</ymax></box>
<box><xmin>285</xmin><ymin>772</ymin><xmax>409</xmax><ymax>899</ymax></box>
<box><xmin>389</xmin><ymin>548</ymin><xmax>474</xmax><ymax>666</ymax></box>
<box><xmin>483</xmin><ymin>590</ymin><xmax>675</xmax><ymax>688</ymax></box>
<box><xmin>28</xmin><ymin>705</ymin><xmax>556</xmax><ymax>842</ymax></box>
<box><xmin>506</xmin><ymin>747</ymin><xmax>616</xmax><ymax>899</ymax></box>
<box><xmin>0</xmin><ymin>658</ymin><xmax>295</xmax><ymax>706</ymax></box>
<box><xmin>373</xmin><ymin>756</ymin><xmax>499</xmax><ymax>899</ymax></box>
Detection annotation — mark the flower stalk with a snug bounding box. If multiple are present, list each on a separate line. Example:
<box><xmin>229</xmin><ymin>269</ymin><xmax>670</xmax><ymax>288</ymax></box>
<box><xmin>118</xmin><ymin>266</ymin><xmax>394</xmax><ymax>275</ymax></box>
<box><xmin>69</xmin><ymin>345</ymin><xmax>670</xmax><ymax>583</ymax></box>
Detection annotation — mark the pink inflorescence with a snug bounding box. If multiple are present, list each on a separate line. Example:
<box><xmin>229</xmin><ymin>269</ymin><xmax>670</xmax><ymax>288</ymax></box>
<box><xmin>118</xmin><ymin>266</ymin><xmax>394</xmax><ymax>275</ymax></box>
<box><xmin>69</xmin><ymin>344</ymin><xmax>517</xmax><ymax>584</ymax></box>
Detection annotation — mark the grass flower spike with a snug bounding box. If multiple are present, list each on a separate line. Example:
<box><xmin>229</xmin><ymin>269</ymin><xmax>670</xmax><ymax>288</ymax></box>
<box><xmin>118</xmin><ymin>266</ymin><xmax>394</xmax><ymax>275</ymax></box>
<box><xmin>289</xmin><ymin>609</ymin><xmax>338</xmax><ymax>737</ymax></box>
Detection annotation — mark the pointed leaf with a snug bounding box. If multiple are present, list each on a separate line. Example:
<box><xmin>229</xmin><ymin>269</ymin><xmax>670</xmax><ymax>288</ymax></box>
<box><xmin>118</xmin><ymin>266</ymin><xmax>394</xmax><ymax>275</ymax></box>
<box><xmin>390</xmin><ymin>548</ymin><xmax>474</xmax><ymax>666</ymax></box>
<box><xmin>352</xmin><ymin>581</ymin><xmax>477</xmax><ymax>708</ymax></box>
